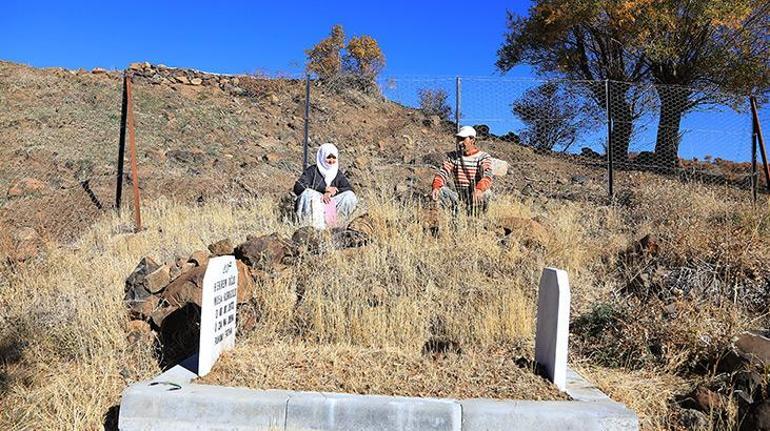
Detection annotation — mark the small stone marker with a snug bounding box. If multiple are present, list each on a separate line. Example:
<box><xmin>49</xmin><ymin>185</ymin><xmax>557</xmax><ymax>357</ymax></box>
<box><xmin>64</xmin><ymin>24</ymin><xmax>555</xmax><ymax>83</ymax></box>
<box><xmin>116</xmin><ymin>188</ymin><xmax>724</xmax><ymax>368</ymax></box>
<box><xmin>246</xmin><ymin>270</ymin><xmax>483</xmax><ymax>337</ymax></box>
<box><xmin>535</xmin><ymin>267</ymin><xmax>571</xmax><ymax>391</ymax></box>
<box><xmin>198</xmin><ymin>255</ymin><xmax>238</xmax><ymax>377</ymax></box>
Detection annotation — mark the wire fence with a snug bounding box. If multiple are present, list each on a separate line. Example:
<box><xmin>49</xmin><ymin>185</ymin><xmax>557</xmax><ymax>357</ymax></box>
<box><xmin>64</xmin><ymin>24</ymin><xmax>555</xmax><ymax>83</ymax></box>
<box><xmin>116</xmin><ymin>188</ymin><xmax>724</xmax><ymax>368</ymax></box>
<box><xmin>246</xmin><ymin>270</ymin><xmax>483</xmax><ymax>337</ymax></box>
<box><xmin>0</xmin><ymin>64</ymin><xmax>767</xmax><ymax>260</ymax></box>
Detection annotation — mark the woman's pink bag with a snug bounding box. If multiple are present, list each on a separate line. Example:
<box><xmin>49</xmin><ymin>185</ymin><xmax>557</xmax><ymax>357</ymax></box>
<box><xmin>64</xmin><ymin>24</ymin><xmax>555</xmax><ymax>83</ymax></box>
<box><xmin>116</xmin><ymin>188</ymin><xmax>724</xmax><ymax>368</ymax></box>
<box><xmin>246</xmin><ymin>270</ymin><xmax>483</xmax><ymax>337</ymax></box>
<box><xmin>324</xmin><ymin>201</ymin><xmax>338</xmax><ymax>228</ymax></box>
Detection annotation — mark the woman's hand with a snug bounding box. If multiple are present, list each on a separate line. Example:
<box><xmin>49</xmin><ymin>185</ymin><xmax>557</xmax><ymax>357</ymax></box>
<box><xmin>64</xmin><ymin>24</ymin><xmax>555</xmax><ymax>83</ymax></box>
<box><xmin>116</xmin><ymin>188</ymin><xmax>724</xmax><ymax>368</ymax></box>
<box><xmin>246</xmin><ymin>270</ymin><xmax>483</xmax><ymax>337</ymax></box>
<box><xmin>322</xmin><ymin>192</ymin><xmax>332</xmax><ymax>204</ymax></box>
<box><xmin>325</xmin><ymin>186</ymin><xmax>339</xmax><ymax>196</ymax></box>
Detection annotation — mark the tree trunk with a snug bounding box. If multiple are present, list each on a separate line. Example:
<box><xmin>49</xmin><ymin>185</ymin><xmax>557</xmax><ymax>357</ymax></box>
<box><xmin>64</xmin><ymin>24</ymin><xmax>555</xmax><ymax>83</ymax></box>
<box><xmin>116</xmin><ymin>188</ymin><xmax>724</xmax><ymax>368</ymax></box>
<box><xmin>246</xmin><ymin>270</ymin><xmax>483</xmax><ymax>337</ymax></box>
<box><xmin>608</xmin><ymin>82</ymin><xmax>632</xmax><ymax>164</ymax></box>
<box><xmin>654</xmin><ymin>86</ymin><xmax>690</xmax><ymax>167</ymax></box>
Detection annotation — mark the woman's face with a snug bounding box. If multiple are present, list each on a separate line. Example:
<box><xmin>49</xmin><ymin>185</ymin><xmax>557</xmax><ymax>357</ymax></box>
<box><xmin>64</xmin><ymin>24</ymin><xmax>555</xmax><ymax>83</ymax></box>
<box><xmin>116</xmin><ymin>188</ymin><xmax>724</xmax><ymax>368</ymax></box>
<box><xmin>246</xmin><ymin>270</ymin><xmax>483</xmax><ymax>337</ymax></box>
<box><xmin>325</xmin><ymin>154</ymin><xmax>337</xmax><ymax>165</ymax></box>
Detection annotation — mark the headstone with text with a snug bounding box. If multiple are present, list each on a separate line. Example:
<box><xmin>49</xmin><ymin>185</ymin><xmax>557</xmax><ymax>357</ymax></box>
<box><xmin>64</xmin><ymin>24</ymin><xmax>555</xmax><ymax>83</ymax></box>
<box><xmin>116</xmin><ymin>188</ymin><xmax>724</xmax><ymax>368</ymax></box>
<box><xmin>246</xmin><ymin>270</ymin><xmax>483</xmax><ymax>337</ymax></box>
<box><xmin>198</xmin><ymin>255</ymin><xmax>239</xmax><ymax>377</ymax></box>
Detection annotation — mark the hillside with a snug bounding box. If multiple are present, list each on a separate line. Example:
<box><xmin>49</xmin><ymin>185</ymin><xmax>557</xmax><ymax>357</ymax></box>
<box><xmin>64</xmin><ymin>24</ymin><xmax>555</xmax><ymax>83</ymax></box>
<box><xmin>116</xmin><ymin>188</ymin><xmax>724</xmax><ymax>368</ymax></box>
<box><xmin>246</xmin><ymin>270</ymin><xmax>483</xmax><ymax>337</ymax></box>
<box><xmin>1</xmin><ymin>61</ymin><xmax>770</xmax><ymax>430</ymax></box>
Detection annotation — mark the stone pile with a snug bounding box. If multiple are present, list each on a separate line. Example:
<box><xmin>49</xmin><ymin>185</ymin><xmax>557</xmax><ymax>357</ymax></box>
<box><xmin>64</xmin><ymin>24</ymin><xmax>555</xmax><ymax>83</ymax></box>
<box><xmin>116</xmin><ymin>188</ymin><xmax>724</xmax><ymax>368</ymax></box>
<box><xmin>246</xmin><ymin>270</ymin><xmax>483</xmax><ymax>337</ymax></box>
<box><xmin>126</xmin><ymin>62</ymin><xmax>249</xmax><ymax>95</ymax></box>
<box><xmin>124</xmin><ymin>214</ymin><xmax>374</xmax><ymax>342</ymax></box>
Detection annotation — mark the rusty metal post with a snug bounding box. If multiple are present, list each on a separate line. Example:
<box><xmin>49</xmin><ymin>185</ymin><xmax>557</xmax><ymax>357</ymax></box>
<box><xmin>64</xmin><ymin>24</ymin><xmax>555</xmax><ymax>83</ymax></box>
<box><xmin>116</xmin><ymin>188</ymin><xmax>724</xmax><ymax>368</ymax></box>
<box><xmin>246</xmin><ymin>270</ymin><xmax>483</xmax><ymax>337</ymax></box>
<box><xmin>750</xmin><ymin>96</ymin><xmax>770</xmax><ymax>193</ymax></box>
<box><xmin>126</xmin><ymin>75</ymin><xmax>143</xmax><ymax>231</ymax></box>
<box><xmin>116</xmin><ymin>74</ymin><xmax>128</xmax><ymax>210</ymax></box>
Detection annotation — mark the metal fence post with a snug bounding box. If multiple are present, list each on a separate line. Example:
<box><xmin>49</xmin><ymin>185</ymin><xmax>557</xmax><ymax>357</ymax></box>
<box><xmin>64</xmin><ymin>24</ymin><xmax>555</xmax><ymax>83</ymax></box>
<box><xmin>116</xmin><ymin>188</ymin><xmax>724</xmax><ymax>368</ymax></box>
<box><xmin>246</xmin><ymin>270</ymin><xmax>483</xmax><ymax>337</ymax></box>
<box><xmin>605</xmin><ymin>79</ymin><xmax>614</xmax><ymax>200</ymax></box>
<box><xmin>126</xmin><ymin>74</ymin><xmax>142</xmax><ymax>232</ymax></box>
<box><xmin>750</xmin><ymin>96</ymin><xmax>770</xmax><ymax>193</ymax></box>
<box><xmin>455</xmin><ymin>76</ymin><xmax>461</xmax><ymax>132</ymax></box>
<box><xmin>752</xmin><ymin>98</ymin><xmax>758</xmax><ymax>204</ymax></box>
<box><xmin>303</xmin><ymin>74</ymin><xmax>311</xmax><ymax>170</ymax></box>
<box><xmin>115</xmin><ymin>73</ymin><xmax>128</xmax><ymax>210</ymax></box>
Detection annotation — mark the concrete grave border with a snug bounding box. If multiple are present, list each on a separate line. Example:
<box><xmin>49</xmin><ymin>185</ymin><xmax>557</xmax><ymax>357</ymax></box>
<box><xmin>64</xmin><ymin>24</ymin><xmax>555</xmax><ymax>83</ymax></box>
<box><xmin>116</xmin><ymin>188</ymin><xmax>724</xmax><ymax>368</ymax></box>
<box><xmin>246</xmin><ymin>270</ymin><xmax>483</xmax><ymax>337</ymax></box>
<box><xmin>118</xmin><ymin>267</ymin><xmax>639</xmax><ymax>430</ymax></box>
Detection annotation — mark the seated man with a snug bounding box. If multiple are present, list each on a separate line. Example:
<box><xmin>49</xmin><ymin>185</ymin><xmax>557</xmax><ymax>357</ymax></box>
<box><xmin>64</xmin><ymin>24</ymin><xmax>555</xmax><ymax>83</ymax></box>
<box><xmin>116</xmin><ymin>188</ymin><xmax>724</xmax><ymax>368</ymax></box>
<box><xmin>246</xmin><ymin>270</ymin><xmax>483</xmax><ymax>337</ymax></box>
<box><xmin>430</xmin><ymin>126</ymin><xmax>493</xmax><ymax>215</ymax></box>
<box><xmin>293</xmin><ymin>143</ymin><xmax>358</xmax><ymax>229</ymax></box>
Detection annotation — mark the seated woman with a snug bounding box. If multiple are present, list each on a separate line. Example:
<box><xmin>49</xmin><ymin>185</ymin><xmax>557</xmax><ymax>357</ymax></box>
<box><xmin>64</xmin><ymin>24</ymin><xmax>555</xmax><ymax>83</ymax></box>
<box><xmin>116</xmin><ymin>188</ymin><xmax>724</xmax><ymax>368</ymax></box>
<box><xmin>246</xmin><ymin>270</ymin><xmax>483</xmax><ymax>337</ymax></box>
<box><xmin>293</xmin><ymin>143</ymin><xmax>358</xmax><ymax>229</ymax></box>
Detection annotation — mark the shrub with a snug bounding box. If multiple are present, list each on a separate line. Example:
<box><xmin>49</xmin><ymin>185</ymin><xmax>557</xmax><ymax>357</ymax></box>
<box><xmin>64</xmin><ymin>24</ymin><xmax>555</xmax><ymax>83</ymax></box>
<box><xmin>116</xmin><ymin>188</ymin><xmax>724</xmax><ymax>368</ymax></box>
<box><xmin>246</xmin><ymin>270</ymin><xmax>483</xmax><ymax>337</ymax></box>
<box><xmin>343</xmin><ymin>35</ymin><xmax>385</xmax><ymax>82</ymax></box>
<box><xmin>418</xmin><ymin>89</ymin><xmax>452</xmax><ymax>120</ymax></box>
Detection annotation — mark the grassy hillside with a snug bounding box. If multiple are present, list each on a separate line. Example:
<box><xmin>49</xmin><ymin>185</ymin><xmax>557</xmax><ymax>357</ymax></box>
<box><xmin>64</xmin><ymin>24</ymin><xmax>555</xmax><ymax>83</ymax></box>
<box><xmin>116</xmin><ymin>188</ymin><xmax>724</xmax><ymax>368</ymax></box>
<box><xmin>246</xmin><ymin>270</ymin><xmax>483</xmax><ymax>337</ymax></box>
<box><xmin>1</xmin><ymin>61</ymin><xmax>769</xmax><ymax>430</ymax></box>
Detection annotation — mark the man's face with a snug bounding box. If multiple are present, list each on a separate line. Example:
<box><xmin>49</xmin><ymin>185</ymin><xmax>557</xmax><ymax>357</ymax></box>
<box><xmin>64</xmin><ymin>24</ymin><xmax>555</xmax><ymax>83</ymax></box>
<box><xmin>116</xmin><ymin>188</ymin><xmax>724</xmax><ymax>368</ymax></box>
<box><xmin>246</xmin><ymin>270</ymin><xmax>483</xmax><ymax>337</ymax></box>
<box><xmin>457</xmin><ymin>136</ymin><xmax>477</xmax><ymax>155</ymax></box>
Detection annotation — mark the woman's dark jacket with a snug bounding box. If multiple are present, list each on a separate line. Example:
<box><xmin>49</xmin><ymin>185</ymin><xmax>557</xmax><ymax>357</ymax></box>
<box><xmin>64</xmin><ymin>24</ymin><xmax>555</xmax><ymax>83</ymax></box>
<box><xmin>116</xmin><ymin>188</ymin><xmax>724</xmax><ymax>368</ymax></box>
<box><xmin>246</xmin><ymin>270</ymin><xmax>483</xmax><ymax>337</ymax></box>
<box><xmin>292</xmin><ymin>165</ymin><xmax>353</xmax><ymax>196</ymax></box>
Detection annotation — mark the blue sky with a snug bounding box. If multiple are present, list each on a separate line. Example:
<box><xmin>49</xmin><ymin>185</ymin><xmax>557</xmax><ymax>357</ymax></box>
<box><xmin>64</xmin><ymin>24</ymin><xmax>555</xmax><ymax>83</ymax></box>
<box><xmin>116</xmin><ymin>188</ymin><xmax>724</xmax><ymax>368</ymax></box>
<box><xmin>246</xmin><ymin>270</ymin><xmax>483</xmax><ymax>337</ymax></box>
<box><xmin>1</xmin><ymin>0</ymin><xmax>765</xmax><ymax>162</ymax></box>
<box><xmin>0</xmin><ymin>0</ymin><xmax>530</xmax><ymax>77</ymax></box>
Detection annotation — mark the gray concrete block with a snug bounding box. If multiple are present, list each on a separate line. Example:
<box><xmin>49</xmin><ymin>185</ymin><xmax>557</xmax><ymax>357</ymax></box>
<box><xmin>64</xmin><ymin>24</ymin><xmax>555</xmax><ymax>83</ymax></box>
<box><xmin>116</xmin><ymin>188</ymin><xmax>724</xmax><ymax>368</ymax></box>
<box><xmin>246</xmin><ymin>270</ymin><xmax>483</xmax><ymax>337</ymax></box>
<box><xmin>461</xmin><ymin>399</ymin><xmax>639</xmax><ymax>431</ymax></box>
<box><xmin>118</xmin><ymin>382</ymin><xmax>290</xmax><ymax>430</ymax></box>
<box><xmin>285</xmin><ymin>391</ymin><xmax>461</xmax><ymax>431</ymax></box>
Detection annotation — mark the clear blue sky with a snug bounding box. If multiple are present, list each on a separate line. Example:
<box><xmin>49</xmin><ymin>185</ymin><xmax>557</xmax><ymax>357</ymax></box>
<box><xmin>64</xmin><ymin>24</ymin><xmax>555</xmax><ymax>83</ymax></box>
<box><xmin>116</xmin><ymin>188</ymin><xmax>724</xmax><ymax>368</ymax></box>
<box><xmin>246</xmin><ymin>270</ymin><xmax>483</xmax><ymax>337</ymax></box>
<box><xmin>1</xmin><ymin>0</ymin><xmax>765</xmax><ymax>162</ymax></box>
<box><xmin>0</xmin><ymin>0</ymin><xmax>531</xmax><ymax>77</ymax></box>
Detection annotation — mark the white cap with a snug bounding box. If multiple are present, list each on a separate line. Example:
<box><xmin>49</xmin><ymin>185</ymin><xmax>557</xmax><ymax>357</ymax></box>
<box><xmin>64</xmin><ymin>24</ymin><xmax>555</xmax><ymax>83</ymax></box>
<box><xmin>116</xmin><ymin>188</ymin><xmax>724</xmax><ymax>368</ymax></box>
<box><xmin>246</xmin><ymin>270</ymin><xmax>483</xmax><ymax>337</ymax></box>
<box><xmin>455</xmin><ymin>126</ymin><xmax>476</xmax><ymax>138</ymax></box>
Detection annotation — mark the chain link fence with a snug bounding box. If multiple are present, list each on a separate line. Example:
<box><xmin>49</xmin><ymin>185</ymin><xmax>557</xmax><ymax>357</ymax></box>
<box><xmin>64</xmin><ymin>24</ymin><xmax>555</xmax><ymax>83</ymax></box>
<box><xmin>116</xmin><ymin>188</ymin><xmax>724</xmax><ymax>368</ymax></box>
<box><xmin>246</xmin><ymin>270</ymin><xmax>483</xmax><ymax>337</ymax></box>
<box><xmin>0</xmin><ymin>63</ymin><xmax>766</xmax><ymax>260</ymax></box>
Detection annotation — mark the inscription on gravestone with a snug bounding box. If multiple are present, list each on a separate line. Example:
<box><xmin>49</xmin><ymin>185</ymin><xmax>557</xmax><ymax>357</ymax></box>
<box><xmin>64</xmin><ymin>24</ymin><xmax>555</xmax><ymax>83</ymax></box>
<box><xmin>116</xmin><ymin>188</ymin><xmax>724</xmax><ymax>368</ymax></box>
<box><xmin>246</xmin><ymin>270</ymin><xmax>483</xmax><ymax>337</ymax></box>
<box><xmin>198</xmin><ymin>255</ymin><xmax>238</xmax><ymax>377</ymax></box>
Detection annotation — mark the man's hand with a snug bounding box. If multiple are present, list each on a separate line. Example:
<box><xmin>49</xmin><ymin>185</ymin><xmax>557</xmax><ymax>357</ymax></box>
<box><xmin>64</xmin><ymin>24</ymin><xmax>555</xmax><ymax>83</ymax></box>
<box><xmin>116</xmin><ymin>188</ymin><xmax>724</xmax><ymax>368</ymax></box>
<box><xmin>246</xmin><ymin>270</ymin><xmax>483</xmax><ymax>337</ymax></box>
<box><xmin>472</xmin><ymin>189</ymin><xmax>484</xmax><ymax>204</ymax></box>
<box><xmin>325</xmin><ymin>186</ymin><xmax>339</xmax><ymax>196</ymax></box>
<box><xmin>322</xmin><ymin>192</ymin><xmax>332</xmax><ymax>204</ymax></box>
<box><xmin>431</xmin><ymin>188</ymin><xmax>440</xmax><ymax>201</ymax></box>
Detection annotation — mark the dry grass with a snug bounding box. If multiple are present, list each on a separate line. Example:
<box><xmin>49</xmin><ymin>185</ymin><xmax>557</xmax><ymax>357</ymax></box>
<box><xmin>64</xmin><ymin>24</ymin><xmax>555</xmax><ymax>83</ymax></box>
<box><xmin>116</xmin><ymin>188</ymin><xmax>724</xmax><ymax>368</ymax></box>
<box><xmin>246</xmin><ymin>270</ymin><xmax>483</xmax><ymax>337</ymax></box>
<box><xmin>0</xmin><ymin>142</ymin><xmax>767</xmax><ymax>429</ymax></box>
<box><xmin>200</xmin><ymin>339</ymin><xmax>567</xmax><ymax>400</ymax></box>
<box><xmin>0</xmin><ymin>188</ymin><xmax>601</xmax><ymax>429</ymax></box>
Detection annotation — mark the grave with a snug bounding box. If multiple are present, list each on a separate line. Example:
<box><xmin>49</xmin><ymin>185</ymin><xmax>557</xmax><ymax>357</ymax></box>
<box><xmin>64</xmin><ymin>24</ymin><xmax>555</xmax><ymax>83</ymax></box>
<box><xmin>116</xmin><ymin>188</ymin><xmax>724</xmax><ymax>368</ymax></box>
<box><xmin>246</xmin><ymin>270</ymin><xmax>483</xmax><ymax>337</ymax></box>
<box><xmin>118</xmin><ymin>267</ymin><xmax>639</xmax><ymax>430</ymax></box>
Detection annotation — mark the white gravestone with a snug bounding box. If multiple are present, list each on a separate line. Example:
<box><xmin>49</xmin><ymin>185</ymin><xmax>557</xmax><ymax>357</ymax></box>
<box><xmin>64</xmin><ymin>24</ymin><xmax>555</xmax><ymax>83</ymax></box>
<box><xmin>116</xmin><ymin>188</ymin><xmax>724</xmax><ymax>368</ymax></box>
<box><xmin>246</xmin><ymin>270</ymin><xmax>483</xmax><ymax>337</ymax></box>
<box><xmin>198</xmin><ymin>255</ymin><xmax>238</xmax><ymax>377</ymax></box>
<box><xmin>535</xmin><ymin>267</ymin><xmax>571</xmax><ymax>391</ymax></box>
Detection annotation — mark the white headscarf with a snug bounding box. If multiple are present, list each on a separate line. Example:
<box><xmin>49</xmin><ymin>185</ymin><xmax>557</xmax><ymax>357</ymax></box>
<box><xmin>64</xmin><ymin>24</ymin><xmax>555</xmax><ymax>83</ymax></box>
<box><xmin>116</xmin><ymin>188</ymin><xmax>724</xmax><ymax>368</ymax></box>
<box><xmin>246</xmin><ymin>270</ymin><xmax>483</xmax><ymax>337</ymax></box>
<box><xmin>316</xmin><ymin>143</ymin><xmax>339</xmax><ymax>187</ymax></box>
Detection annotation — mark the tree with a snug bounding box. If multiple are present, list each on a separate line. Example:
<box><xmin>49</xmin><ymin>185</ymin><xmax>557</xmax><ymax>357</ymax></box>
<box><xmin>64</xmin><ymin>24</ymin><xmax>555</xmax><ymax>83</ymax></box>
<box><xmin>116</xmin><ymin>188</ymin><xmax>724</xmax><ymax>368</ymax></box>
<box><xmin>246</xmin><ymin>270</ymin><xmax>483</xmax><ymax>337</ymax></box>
<box><xmin>306</xmin><ymin>25</ymin><xmax>345</xmax><ymax>80</ymax></box>
<box><xmin>497</xmin><ymin>0</ymin><xmax>770</xmax><ymax>166</ymax></box>
<box><xmin>634</xmin><ymin>1</ymin><xmax>770</xmax><ymax>166</ymax></box>
<box><xmin>418</xmin><ymin>88</ymin><xmax>452</xmax><ymax>120</ymax></box>
<box><xmin>513</xmin><ymin>81</ymin><xmax>598</xmax><ymax>152</ymax></box>
<box><xmin>497</xmin><ymin>1</ymin><xmax>651</xmax><ymax>162</ymax></box>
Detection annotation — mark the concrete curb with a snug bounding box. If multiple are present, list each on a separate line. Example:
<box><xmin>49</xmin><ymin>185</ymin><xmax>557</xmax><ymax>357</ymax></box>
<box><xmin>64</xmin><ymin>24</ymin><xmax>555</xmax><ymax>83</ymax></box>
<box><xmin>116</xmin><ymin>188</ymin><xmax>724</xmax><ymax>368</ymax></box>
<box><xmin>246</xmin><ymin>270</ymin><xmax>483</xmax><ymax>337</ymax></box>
<box><xmin>118</xmin><ymin>365</ymin><xmax>638</xmax><ymax>430</ymax></box>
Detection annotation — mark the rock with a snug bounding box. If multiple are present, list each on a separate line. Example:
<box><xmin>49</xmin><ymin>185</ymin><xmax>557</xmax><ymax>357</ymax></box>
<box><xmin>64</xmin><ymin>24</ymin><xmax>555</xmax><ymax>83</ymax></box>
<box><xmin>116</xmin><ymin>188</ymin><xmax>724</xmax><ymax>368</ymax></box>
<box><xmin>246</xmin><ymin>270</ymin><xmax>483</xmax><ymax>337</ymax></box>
<box><xmin>235</xmin><ymin>261</ymin><xmax>254</xmax><ymax>304</ymax></box>
<box><xmin>580</xmin><ymin>147</ymin><xmax>603</xmax><ymax>159</ymax></box>
<box><xmin>7</xmin><ymin>177</ymin><xmax>46</xmax><ymax>198</ymax></box>
<box><xmin>692</xmin><ymin>385</ymin><xmax>726</xmax><ymax>412</ymax></box>
<box><xmin>263</xmin><ymin>152</ymin><xmax>282</xmax><ymax>163</ymax></box>
<box><xmin>742</xmin><ymin>400</ymin><xmax>770</xmax><ymax>430</ymax></box>
<box><xmin>144</xmin><ymin>265</ymin><xmax>171</xmax><ymax>294</ymax></box>
<box><xmin>422</xmin><ymin>152</ymin><xmax>446</xmax><ymax>167</ymax></box>
<box><xmin>124</xmin><ymin>257</ymin><xmax>161</xmax><ymax>312</ymax></box>
<box><xmin>128</xmin><ymin>63</ymin><xmax>143</xmax><ymax>71</ymax></box>
<box><xmin>427</xmin><ymin>115</ymin><xmax>442</xmax><ymax>128</ymax></box>
<box><xmin>521</xmin><ymin>183</ymin><xmax>536</xmax><ymax>197</ymax></box>
<box><xmin>180</xmin><ymin>262</ymin><xmax>196</xmax><ymax>274</ymax></box>
<box><xmin>571</xmin><ymin>175</ymin><xmax>588</xmax><ymax>185</ymax></box>
<box><xmin>490</xmin><ymin>158</ymin><xmax>509</xmax><ymax>177</ymax></box>
<box><xmin>292</xmin><ymin>226</ymin><xmax>325</xmax><ymax>254</ymax></box>
<box><xmin>9</xmin><ymin>227</ymin><xmax>43</xmax><ymax>262</ymax></box>
<box><xmin>235</xmin><ymin>233</ymin><xmax>295</xmax><ymax>270</ymax></box>
<box><xmin>188</xmin><ymin>250</ymin><xmax>209</xmax><ymax>267</ymax></box>
<box><xmin>160</xmin><ymin>265</ymin><xmax>206</xmax><ymax>308</ymax></box>
<box><xmin>130</xmin><ymin>295</ymin><xmax>159</xmax><ymax>320</ymax></box>
<box><xmin>150</xmin><ymin>306</ymin><xmax>178</xmax><ymax>328</ymax></box>
<box><xmin>175</xmin><ymin>75</ymin><xmax>190</xmax><ymax>85</ymax></box>
<box><xmin>678</xmin><ymin>408</ymin><xmax>708</xmax><ymax>430</ymax></box>
<box><xmin>347</xmin><ymin>214</ymin><xmax>375</xmax><ymax>238</ymax></box>
<box><xmin>496</xmin><ymin>216</ymin><xmax>548</xmax><ymax>247</ymax></box>
<box><xmin>91</xmin><ymin>67</ymin><xmax>108</xmax><ymax>74</ymax></box>
<box><xmin>190</xmin><ymin>77</ymin><xmax>203</xmax><ymax>86</ymax></box>
<box><xmin>126</xmin><ymin>320</ymin><xmax>153</xmax><ymax>344</ymax></box>
<box><xmin>208</xmin><ymin>239</ymin><xmax>234</xmax><ymax>256</ymax></box>
<box><xmin>735</xmin><ymin>332</ymin><xmax>770</xmax><ymax>366</ymax></box>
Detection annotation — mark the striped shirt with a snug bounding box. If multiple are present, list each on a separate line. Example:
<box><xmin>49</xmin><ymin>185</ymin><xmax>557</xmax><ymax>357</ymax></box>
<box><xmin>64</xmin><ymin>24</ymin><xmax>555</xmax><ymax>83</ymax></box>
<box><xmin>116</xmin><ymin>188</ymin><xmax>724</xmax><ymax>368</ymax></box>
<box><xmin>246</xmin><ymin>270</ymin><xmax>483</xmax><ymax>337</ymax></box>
<box><xmin>432</xmin><ymin>149</ymin><xmax>493</xmax><ymax>192</ymax></box>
